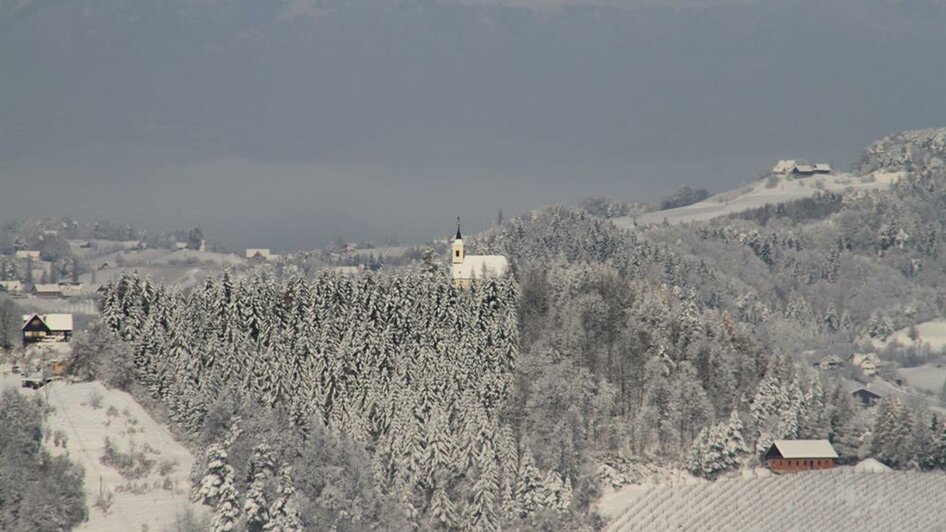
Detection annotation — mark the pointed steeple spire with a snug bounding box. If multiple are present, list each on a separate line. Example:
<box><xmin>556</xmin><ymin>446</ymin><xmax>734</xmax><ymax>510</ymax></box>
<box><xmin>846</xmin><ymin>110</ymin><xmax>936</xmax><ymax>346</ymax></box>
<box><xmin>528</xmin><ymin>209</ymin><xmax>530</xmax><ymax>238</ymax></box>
<box><xmin>455</xmin><ymin>217</ymin><xmax>462</xmax><ymax>240</ymax></box>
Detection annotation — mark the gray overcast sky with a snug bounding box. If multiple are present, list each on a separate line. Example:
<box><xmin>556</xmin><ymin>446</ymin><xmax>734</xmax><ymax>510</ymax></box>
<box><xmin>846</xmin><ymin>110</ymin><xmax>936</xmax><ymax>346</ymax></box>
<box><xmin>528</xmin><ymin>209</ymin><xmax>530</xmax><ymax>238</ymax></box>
<box><xmin>2</xmin><ymin>0</ymin><xmax>945</xmax><ymax>250</ymax></box>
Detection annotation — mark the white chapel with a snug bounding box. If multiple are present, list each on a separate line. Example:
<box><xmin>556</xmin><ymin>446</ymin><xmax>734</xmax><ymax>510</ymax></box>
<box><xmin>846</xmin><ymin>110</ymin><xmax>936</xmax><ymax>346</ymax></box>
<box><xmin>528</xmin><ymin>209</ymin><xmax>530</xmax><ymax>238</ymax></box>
<box><xmin>450</xmin><ymin>219</ymin><xmax>508</xmax><ymax>287</ymax></box>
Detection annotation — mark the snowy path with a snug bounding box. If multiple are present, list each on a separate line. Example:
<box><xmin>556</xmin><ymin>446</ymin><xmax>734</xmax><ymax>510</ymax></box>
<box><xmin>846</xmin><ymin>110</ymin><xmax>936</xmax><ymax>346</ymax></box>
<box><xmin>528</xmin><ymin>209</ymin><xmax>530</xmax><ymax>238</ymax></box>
<box><xmin>11</xmin><ymin>377</ymin><xmax>207</xmax><ymax>531</ymax></box>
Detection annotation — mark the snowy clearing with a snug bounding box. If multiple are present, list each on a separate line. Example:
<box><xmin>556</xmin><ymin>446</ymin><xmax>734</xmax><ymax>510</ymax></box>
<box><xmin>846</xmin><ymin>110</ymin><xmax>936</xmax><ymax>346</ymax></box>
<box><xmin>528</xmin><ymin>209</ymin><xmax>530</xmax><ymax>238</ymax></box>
<box><xmin>899</xmin><ymin>364</ymin><xmax>946</xmax><ymax>394</ymax></box>
<box><xmin>878</xmin><ymin>319</ymin><xmax>946</xmax><ymax>352</ymax></box>
<box><xmin>6</xmin><ymin>376</ymin><xmax>206</xmax><ymax>531</ymax></box>
<box><xmin>604</xmin><ymin>467</ymin><xmax>946</xmax><ymax>532</ymax></box>
<box><xmin>613</xmin><ymin>172</ymin><xmax>900</xmax><ymax>228</ymax></box>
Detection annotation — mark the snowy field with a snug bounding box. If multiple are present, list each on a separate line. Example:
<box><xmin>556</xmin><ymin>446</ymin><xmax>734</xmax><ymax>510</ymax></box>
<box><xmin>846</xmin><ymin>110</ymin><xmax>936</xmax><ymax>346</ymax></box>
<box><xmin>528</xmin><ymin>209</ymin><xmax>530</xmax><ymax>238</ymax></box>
<box><xmin>899</xmin><ymin>364</ymin><xmax>946</xmax><ymax>394</ymax></box>
<box><xmin>614</xmin><ymin>172</ymin><xmax>900</xmax><ymax>228</ymax></box>
<box><xmin>604</xmin><ymin>467</ymin><xmax>946</xmax><ymax>532</ymax></box>
<box><xmin>81</xmin><ymin>265</ymin><xmax>224</xmax><ymax>292</ymax></box>
<box><xmin>4</xmin><ymin>375</ymin><xmax>206</xmax><ymax>531</ymax></box>
<box><xmin>879</xmin><ymin>319</ymin><xmax>946</xmax><ymax>352</ymax></box>
<box><xmin>18</xmin><ymin>296</ymin><xmax>98</xmax><ymax>316</ymax></box>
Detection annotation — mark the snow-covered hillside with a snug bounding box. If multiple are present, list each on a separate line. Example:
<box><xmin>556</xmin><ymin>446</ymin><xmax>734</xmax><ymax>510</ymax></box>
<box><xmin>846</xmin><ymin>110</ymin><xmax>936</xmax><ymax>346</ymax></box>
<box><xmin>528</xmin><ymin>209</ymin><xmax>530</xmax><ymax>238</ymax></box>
<box><xmin>9</xmin><ymin>377</ymin><xmax>206</xmax><ymax>531</ymax></box>
<box><xmin>604</xmin><ymin>468</ymin><xmax>946</xmax><ymax>532</ymax></box>
<box><xmin>613</xmin><ymin>172</ymin><xmax>900</xmax><ymax>228</ymax></box>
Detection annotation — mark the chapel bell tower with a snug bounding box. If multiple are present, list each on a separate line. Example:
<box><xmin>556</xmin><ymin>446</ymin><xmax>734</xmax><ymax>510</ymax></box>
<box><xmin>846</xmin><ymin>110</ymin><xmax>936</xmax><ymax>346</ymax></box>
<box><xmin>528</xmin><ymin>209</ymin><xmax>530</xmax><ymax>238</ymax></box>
<box><xmin>452</xmin><ymin>217</ymin><xmax>464</xmax><ymax>265</ymax></box>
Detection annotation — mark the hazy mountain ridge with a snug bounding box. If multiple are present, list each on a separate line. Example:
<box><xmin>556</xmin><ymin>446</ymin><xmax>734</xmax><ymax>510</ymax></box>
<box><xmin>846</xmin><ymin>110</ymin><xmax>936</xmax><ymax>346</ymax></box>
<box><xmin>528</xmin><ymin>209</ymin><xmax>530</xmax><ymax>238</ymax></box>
<box><xmin>10</xmin><ymin>127</ymin><xmax>946</xmax><ymax>530</ymax></box>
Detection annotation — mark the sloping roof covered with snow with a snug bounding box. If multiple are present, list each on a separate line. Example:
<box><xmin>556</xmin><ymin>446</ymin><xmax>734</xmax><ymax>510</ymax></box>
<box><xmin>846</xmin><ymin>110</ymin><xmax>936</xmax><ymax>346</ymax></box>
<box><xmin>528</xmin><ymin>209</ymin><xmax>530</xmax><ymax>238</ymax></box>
<box><xmin>0</xmin><ymin>280</ymin><xmax>23</xmax><ymax>291</ymax></box>
<box><xmin>451</xmin><ymin>255</ymin><xmax>508</xmax><ymax>280</ymax></box>
<box><xmin>770</xmin><ymin>440</ymin><xmax>838</xmax><ymax>459</ymax></box>
<box><xmin>245</xmin><ymin>248</ymin><xmax>272</xmax><ymax>259</ymax></box>
<box><xmin>32</xmin><ymin>283</ymin><xmax>62</xmax><ymax>293</ymax></box>
<box><xmin>22</xmin><ymin>313</ymin><xmax>74</xmax><ymax>331</ymax></box>
<box><xmin>772</xmin><ymin>160</ymin><xmax>800</xmax><ymax>173</ymax></box>
<box><xmin>849</xmin><ymin>353</ymin><xmax>879</xmax><ymax>367</ymax></box>
<box><xmin>852</xmin><ymin>387</ymin><xmax>881</xmax><ymax>398</ymax></box>
<box><xmin>15</xmin><ymin>250</ymin><xmax>41</xmax><ymax>259</ymax></box>
<box><xmin>813</xmin><ymin>163</ymin><xmax>832</xmax><ymax>172</ymax></box>
<box><xmin>794</xmin><ymin>164</ymin><xmax>815</xmax><ymax>174</ymax></box>
<box><xmin>854</xmin><ymin>458</ymin><xmax>892</xmax><ymax>473</ymax></box>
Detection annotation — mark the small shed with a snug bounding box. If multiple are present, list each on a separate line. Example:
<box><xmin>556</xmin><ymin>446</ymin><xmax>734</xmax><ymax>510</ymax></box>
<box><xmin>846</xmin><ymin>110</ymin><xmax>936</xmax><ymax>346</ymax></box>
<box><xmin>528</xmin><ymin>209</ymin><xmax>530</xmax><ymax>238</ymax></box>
<box><xmin>814</xmin><ymin>355</ymin><xmax>843</xmax><ymax>370</ymax></box>
<box><xmin>765</xmin><ymin>440</ymin><xmax>838</xmax><ymax>473</ymax></box>
<box><xmin>772</xmin><ymin>160</ymin><xmax>799</xmax><ymax>174</ymax></box>
<box><xmin>0</xmin><ymin>280</ymin><xmax>23</xmax><ymax>293</ymax></box>
<box><xmin>852</xmin><ymin>388</ymin><xmax>882</xmax><ymax>408</ymax></box>
<box><xmin>854</xmin><ymin>458</ymin><xmax>892</xmax><ymax>473</ymax></box>
<box><xmin>15</xmin><ymin>250</ymin><xmax>41</xmax><ymax>260</ymax></box>
<box><xmin>245</xmin><ymin>248</ymin><xmax>273</xmax><ymax>261</ymax></box>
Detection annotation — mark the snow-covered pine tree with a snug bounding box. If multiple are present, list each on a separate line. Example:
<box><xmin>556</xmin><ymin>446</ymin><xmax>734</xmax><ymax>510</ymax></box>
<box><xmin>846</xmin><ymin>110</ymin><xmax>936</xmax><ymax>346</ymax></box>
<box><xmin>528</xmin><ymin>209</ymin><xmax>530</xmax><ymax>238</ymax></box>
<box><xmin>428</xmin><ymin>484</ymin><xmax>460</xmax><ymax>529</ymax></box>
<box><xmin>264</xmin><ymin>465</ymin><xmax>302</xmax><ymax>532</ymax></box>
<box><xmin>541</xmin><ymin>470</ymin><xmax>571</xmax><ymax>512</ymax></box>
<box><xmin>515</xmin><ymin>448</ymin><xmax>544</xmax><ymax>516</ymax></box>
<box><xmin>467</xmin><ymin>445</ymin><xmax>500</xmax><ymax>532</ymax></box>
<box><xmin>243</xmin><ymin>444</ymin><xmax>276</xmax><ymax>532</ymax></box>
<box><xmin>870</xmin><ymin>397</ymin><xmax>915</xmax><ymax>468</ymax></box>
<box><xmin>687</xmin><ymin>411</ymin><xmax>748</xmax><ymax>479</ymax></box>
<box><xmin>195</xmin><ymin>444</ymin><xmax>227</xmax><ymax>506</ymax></box>
<box><xmin>210</xmin><ymin>477</ymin><xmax>241</xmax><ymax>532</ymax></box>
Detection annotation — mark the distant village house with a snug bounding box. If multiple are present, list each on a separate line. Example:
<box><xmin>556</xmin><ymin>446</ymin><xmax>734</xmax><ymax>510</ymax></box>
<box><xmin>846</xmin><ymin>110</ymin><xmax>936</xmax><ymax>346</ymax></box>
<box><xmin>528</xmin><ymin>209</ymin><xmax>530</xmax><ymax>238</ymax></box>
<box><xmin>849</xmin><ymin>353</ymin><xmax>880</xmax><ymax>376</ymax></box>
<box><xmin>31</xmin><ymin>284</ymin><xmax>63</xmax><ymax>298</ymax></box>
<box><xmin>852</xmin><ymin>388</ymin><xmax>882</xmax><ymax>408</ymax></box>
<box><xmin>245</xmin><ymin>248</ymin><xmax>275</xmax><ymax>261</ymax></box>
<box><xmin>765</xmin><ymin>440</ymin><xmax>838</xmax><ymax>473</ymax></box>
<box><xmin>0</xmin><ymin>280</ymin><xmax>23</xmax><ymax>293</ymax></box>
<box><xmin>22</xmin><ymin>313</ymin><xmax>74</xmax><ymax>344</ymax></box>
<box><xmin>814</xmin><ymin>355</ymin><xmax>843</xmax><ymax>370</ymax></box>
<box><xmin>59</xmin><ymin>283</ymin><xmax>84</xmax><ymax>298</ymax></box>
<box><xmin>771</xmin><ymin>160</ymin><xmax>833</xmax><ymax>177</ymax></box>
<box><xmin>331</xmin><ymin>265</ymin><xmax>364</xmax><ymax>276</ymax></box>
<box><xmin>15</xmin><ymin>250</ymin><xmax>41</xmax><ymax>260</ymax></box>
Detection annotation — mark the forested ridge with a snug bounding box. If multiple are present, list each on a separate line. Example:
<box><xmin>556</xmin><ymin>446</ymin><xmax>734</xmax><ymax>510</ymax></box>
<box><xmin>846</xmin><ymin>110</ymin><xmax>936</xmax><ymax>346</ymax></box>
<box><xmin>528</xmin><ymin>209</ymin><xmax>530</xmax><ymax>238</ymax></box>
<box><xmin>98</xmin><ymin>269</ymin><xmax>590</xmax><ymax>530</ymax></box>
<box><xmin>81</xmin><ymin>127</ymin><xmax>946</xmax><ymax>530</ymax></box>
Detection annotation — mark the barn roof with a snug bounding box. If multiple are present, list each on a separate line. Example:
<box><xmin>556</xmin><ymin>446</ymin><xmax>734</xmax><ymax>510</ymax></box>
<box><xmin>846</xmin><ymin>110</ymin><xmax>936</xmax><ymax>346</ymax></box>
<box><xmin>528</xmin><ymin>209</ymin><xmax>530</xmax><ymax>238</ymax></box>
<box><xmin>854</xmin><ymin>458</ymin><xmax>892</xmax><ymax>473</ymax></box>
<box><xmin>0</xmin><ymin>280</ymin><xmax>22</xmax><ymax>291</ymax></box>
<box><xmin>32</xmin><ymin>284</ymin><xmax>62</xmax><ymax>293</ymax></box>
<box><xmin>770</xmin><ymin>440</ymin><xmax>838</xmax><ymax>459</ymax></box>
<box><xmin>21</xmin><ymin>313</ymin><xmax>74</xmax><ymax>331</ymax></box>
<box><xmin>245</xmin><ymin>248</ymin><xmax>272</xmax><ymax>259</ymax></box>
<box><xmin>852</xmin><ymin>388</ymin><xmax>882</xmax><ymax>398</ymax></box>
